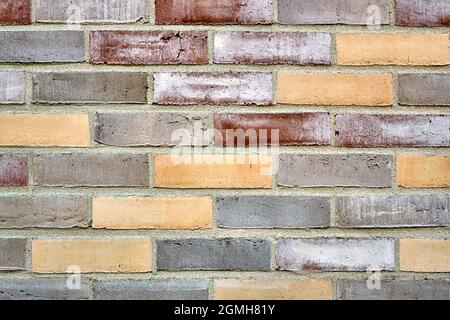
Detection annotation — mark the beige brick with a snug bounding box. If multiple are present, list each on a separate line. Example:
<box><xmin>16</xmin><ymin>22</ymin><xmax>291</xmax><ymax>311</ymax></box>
<box><xmin>277</xmin><ymin>73</ymin><xmax>393</xmax><ymax>106</ymax></box>
<box><xmin>337</xmin><ymin>34</ymin><xmax>449</xmax><ymax>65</ymax></box>
<box><xmin>154</xmin><ymin>154</ymin><xmax>272</xmax><ymax>189</ymax></box>
<box><xmin>32</xmin><ymin>239</ymin><xmax>152</xmax><ymax>273</ymax></box>
<box><xmin>400</xmin><ymin>239</ymin><xmax>450</xmax><ymax>272</ymax></box>
<box><xmin>397</xmin><ymin>155</ymin><xmax>450</xmax><ymax>188</ymax></box>
<box><xmin>93</xmin><ymin>197</ymin><xmax>212</xmax><ymax>229</ymax></box>
<box><xmin>214</xmin><ymin>279</ymin><xmax>332</xmax><ymax>300</ymax></box>
<box><xmin>0</xmin><ymin>114</ymin><xmax>90</xmax><ymax>147</ymax></box>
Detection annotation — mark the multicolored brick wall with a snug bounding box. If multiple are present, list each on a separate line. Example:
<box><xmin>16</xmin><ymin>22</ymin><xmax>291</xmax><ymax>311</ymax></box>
<box><xmin>0</xmin><ymin>0</ymin><xmax>449</xmax><ymax>300</ymax></box>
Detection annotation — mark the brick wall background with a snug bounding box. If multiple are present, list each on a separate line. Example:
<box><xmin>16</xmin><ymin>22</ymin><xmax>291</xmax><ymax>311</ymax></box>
<box><xmin>0</xmin><ymin>0</ymin><xmax>449</xmax><ymax>300</ymax></box>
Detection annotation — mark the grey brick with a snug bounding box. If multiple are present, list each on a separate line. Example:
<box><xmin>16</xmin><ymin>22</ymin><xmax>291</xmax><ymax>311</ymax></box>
<box><xmin>278</xmin><ymin>0</ymin><xmax>390</xmax><ymax>25</ymax></box>
<box><xmin>33</xmin><ymin>153</ymin><xmax>149</xmax><ymax>187</ymax></box>
<box><xmin>398</xmin><ymin>73</ymin><xmax>450</xmax><ymax>106</ymax></box>
<box><xmin>0</xmin><ymin>278</ymin><xmax>91</xmax><ymax>300</ymax></box>
<box><xmin>0</xmin><ymin>71</ymin><xmax>26</xmax><ymax>104</ymax></box>
<box><xmin>0</xmin><ymin>31</ymin><xmax>84</xmax><ymax>63</ymax></box>
<box><xmin>336</xmin><ymin>195</ymin><xmax>448</xmax><ymax>228</ymax></box>
<box><xmin>157</xmin><ymin>239</ymin><xmax>271</xmax><ymax>271</ymax></box>
<box><xmin>337</xmin><ymin>280</ymin><xmax>450</xmax><ymax>300</ymax></box>
<box><xmin>0</xmin><ymin>239</ymin><xmax>27</xmax><ymax>270</ymax></box>
<box><xmin>95</xmin><ymin>112</ymin><xmax>210</xmax><ymax>147</ymax></box>
<box><xmin>278</xmin><ymin>154</ymin><xmax>392</xmax><ymax>187</ymax></box>
<box><xmin>216</xmin><ymin>196</ymin><xmax>330</xmax><ymax>229</ymax></box>
<box><xmin>93</xmin><ymin>279</ymin><xmax>209</xmax><ymax>300</ymax></box>
<box><xmin>32</xmin><ymin>72</ymin><xmax>147</xmax><ymax>104</ymax></box>
<box><xmin>0</xmin><ymin>196</ymin><xmax>89</xmax><ymax>228</ymax></box>
<box><xmin>276</xmin><ymin>238</ymin><xmax>395</xmax><ymax>271</ymax></box>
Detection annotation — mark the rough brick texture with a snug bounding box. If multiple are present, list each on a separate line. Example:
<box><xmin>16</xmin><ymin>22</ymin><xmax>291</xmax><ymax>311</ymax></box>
<box><xmin>0</xmin><ymin>0</ymin><xmax>31</xmax><ymax>25</ymax></box>
<box><xmin>397</xmin><ymin>155</ymin><xmax>450</xmax><ymax>188</ymax></box>
<box><xmin>400</xmin><ymin>239</ymin><xmax>450</xmax><ymax>272</ymax></box>
<box><xmin>398</xmin><ymin>73</ymin><xmax>450</xmax><ymax>106</ymax></box>
<box><xmin>396</xmin><ymin>0</ymin><xmax>450</xmax><ymax>26</ymax></box>
<box><xmin>0</xmin><ymin>71</ymin><xmax>26</xmax><ymax>104</ymax></box>
<box><xmin>0</xmin><ymin>239</ymin><xmax>27</xmax><ymax>270</ymax></box>
<box><xmin>0</xmin><ymin>154</ymin><xmax>28</xmax><ymax>187</ymax></box>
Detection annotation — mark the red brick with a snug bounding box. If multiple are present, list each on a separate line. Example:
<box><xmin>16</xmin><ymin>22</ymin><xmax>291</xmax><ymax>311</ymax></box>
<box><xmin>0</xmin><ymin>154</ymin><xmax>28</xmax><ymax>187</ymax></box>
<box><xmin>90</xmin><ymin>31</ymin><xmax>208</xmax><ymax>65</ymax></box>
<box><xmin>396</xmin><ymin>0</ymin><xmax>450</xmax><ymax>26</ymax></box>
<box><xmin>0</xmin><ymin>0</ymin><xmax>31</xmax><ymax>25</ymax></box>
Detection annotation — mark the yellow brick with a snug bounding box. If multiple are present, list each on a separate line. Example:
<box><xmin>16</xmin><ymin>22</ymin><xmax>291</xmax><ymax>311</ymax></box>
<box><xmin>93</xmin><ymin>197</ymin><xmax>212</xmax><ymax>229</ymax></box>
<box><xmin>277</xmin><ymin>73</ymin><xmax>393</xmax><ymax>106</ymax></box>
<box><xmin>0</xmin><ymin>114</ymin><xmax>90</xmax><ymax>147</ymax></box>
<box><xmin>214</xmin><ymin>279</ymin><xmax>332</xmax><ymax>300</ymax></box>
<box><xmin>32</xmin><ymin>239</ymin><xmax>152</xmax><ymax>273</ymax></box>
<box><xmin>400</xmin><ymin>239</ymin><xmax>450</xmax><ymax>272</ymax></box>
<box><xmin>397</xmin><ymin>155</ymin><xmax>450</xmax><ymax>188</ymax></box>
<box><xmin>337</xmin><ymin>34</ymin><xmax>449</xmax><ymax>65</ymax></box>
<box><xmin>154</xmin><ymin>154</ymin><xmax>272</xmax><ymax>189</ymax></box>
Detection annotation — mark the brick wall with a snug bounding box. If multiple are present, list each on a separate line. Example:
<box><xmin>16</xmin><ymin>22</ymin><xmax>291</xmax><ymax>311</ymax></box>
<box><xmin>0</xmin><ymin>0</ymin><xmax>449</xmax><ymax>300</ymax></box>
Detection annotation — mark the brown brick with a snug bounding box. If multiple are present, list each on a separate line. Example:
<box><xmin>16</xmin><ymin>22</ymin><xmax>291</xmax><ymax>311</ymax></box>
<box><xmin>400</xmin><ymin>239</ymin><xmax>450</xmax><ymax>272</ymax></box>
<box><xmin>397</xmin><ymin>155</ymin><xmax>450</xmax><ymax>188</ymax></box>
<box><xmin>396</xmin><ymin>0</ymin><xmax>450</xmax><ymax>26</ymax></box>
<box><xmin>0</xmin><ymin>0</ymin><xmax>31</xmax><ymax>24</ymax></box>
<box><xmin>0</xmin><ymin>154</ymin><xmax>28</xmax><ymax>187</ymax></box>
<box><xmin>0</xmin><ymin>239</ymin><xmax>27</xmax><ymax>270</ymax></box>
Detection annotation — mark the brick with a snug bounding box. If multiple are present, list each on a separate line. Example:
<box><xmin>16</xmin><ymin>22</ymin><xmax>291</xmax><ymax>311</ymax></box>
<box><xmin>335</xmin><ymin>115</ymin><xmax>450</xmax><ymax>147</ymax></box>
<box><xmin>35</xmin><ymin>0</ymin><xmax>147</xmax><ymax>23</ymax></box>
<box><xmin>277</xmin><ymin>73</ymin><xmax>392</xmax><ymax>106</ymax></box>
<box><xmin>336</xmin><ymin>34</ymin><xmax>449</xmax><ymax>66</ymax></box>
<box><xmin>154</xmin><ymin>154</ymin><xmax>272</xmax><ymax>189</ymax></box>
<box><xmin>397</xmin><ymin>156</ymin><xmax>450</xmax><ymax>188</ymax></box>
<box><xmin>154</xmin><ymin>73</ymin><xmax>273</xmax><ymax>106</ymax></box>
<box><xmin>214</xmin><ymin>32</ymin><xmax>331</xmax><ymax>65</ymax></box>
<box><xmin>32</xmin><ymin>72</ymin><xmax>147</xmax><ymax>104</ymax></box>
<box><xmin>0</xmin><ymin>154</ymin><xmax>28</xmax><ymax>187</ymax></box>
<box><xmin>93</xmin><ymin>279</ymin><xmax>209</xmax><ymax>300</ymax></box>
<box><xmin>0</xmin><ymin>31</ymin><xmax>84</xmax><ymax>63</ymax></box>
<box><xmin>0</xmin><ymin>114</ymin><xmax>90</xmax><ymax>147</ymax></box>
<box><xmin>0</xmin><ymin>71</ymin><xmax>26</xmax><ymax>104</ymax></box>
<box><xmin>216</xmin><ymin>196</ymin><xmax>330</xmax><ymax>229</ymax></box>
<box><xmin>400</xmin><ymin>239</ymin><xmax>450</xmax><ymax>272</ymax></box>
<box><xmin>0</xmin><ymin>196</ymin><xmax>89</xmax><ymax>229</ymax></box>
<box><xmin>155</xmin><ymin>0</ymin><xmax>272</xmax><ymax>24</ymax></box>
<box><xmin>214</xmin><ymin>279</ymin><xmax>332</xmax><ymax>300</ymax></box>
<box><xmin>276</xmin><ymin>238</ymin><xmax>395</xmax><ymax>271</ymax></box>
<box><xmin>0</xmin><ymin>278</ymin><xmax>91</xmax><ymax>300</ymax></box>
<box><xmin>213</xmin><ymin>113</ymin><xmax>330</xmax><ymax>146</ymax></box>
<box><xmin>90</xmin><ymin>31</ymin><xmax>208</xmax><ymax>65</ymax></box>
<box><xmin>278</xmin><ymin>154</ymin><xmax>392</xmax><ymax>188</ymax></box>
<box><xmin>33</xmin><ymin>153</ymin><xmax>149</xmax><ymax>187</ymax></box>
<box><xmin>0</xmin><ymin>0</ymin><xmax>31</xmax><ymax>24</ymax></box>
<box><xmin>398</xmin><ymin>73</ymin><xmax>450</xmax><ymax>106</ymax></box>
<box><xmin>95</xmin><ymin>112</ymin><xmax>209</xmax><ymax>147</ymax></box>
<box><xmin>157</xmin><ymin>239</ymin><xmax>271</xmax><ymax>271</ymax></box>
<box><xmin>32</xmin><ymin>239</ymin><xmax>152</xmax><ymax>273</ymax></box>
<box><xmin>337</xmin><ymin>280</ymin><xmax>450</xmax><ymax>300</ymax></box>
<box><xmin>278</xmin><ymin>0</ymin><xmax>390</xmax><ymax>25</ymax></box>
<box><xmin>92</xmin><ymin>197</ymin><xmax>212</xmax><ymax>229</ymax></box>
<box><xmin>396</xmin><ymin>0</ymin><xmax>450</xmax><ymax>26</ymax></box>
<box><xmin>336</xmin><ymin>195</ymin><xmax>448</xmax><ymax>228</ymax></box>
<box><xmin>0</xmin><ymin>239</ymin><xmax>27</xmax><ymax>270</ymax></box>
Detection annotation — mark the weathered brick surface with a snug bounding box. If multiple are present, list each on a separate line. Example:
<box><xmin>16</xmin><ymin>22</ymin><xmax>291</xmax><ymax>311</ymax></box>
<box><xmin>398</xmin><ymin>73</ymin><xmax>450</xmax><ymax>106</ymax></box>
<box><xmin>95</xmin><ymin>112</ymin><xmax>209</xmax><ymax>146</ymax></box>
<box><xmin>93</xmin><ymin>279</ymin><xmax>209</xmax><ymax>300</ymax></box>
<box><xmin>214</xmin><ymin>113</ymin><xmax>330</xmax><ymax>146</ymax></box>
<box><xmin>35</xmin><ymin>0</ymin><xmax>147</xmax><ymax>23</ymax></box>
<box><xmin>157</xmin><ymin>239</ymin><xmax>271</xmax><ymax>271</ymax></box>
<box><xmin>276</xmin><ymin>238</ymin><xmax>395</xmax><ymax>271</ymax></box>
<box><xmin>0</xmin><ymin>196</ymin><xmax>89</xmax><ymax>228</ymax></box>
<box><xmin>33</xmin><ymin>153</ymin><xmax>149</xmax><ymax>187</ymax></box>
<box><xmin>337</xmin><ymin>280</ymin><xmax>450</xmax><ymax>300</ymax></box>
<box><xmin>0</xmin><ymin>239</ymin><xmax>27</xmax><ymax>270</ymax></box>
<box><xmin>154</xmin><ymin>73</ymin><xmax>273</xmax><ymax>105</ymax></box>
<box><xmin>335</xmin><ymin>115</ymin><xmax>450</xmax><ymax>147</ymax></box>
<box><xmin>0</xmin><ymin>0</ymin><xmax>31</xmax><ymax>24</ymax></box>
<box><xmin>0</xmin><ymin>71</ymin><xmax>26</xmax><ymax>104</ymax></box>
<box><xmin>0</xmin><ymin>31</ymin><xmax>84</xmax><ymax>63</ymax></box>
<box><xmin>335</xmin><ymin>195</ymin><xmax>448</xmax><ymax>228</ymax></box>
<box><xmin>397</xmin><ymin>155</ymin><xmax>450</xmax><ymax>188</ymax></box>
<box><xmin>32</xmin><ymin>239</ymin><xmax>152</xmax><ymax>273</ymax></box>
<box><xmin>278</xmin><ymin>154</ymin><xmax>392</xmax><ymax>187</ymax></box>
<box><xmin>155</xmin><ymin>0</ymin><xmax>272</xmax><ymax>24</ymax></box>
<box><xmin>278</xmin><ymin>0</ymin><xmax>390</xmax><ymax>25</ymax></box>
<box><xmin>400</xmin><ymin>239</ymin><xmax>450</xmax><ymax>272</ymax></box>
<box><xmin>90</xmin><ymin>31</ymin><xmax>208</xmax><ymax>65</ymax></box>
<box><xmin>33</xmin><ymin>72</ymin><xmax>147</xmax><ymax>104</ymax></box>
<box><xmin>0</xmin><ymin>154</ymin><xmax>28</xmax><ymax>187</ymax></box>
<box><xmin>396</xmin><ymin>0</ymin><xmax>450</xmax><ymax>26</ymax></box>
<box><xmin>214</xmin><ymin>32</ymin><xmax>331</xmax><ymax>65</ymax></box>
<box><xmin>216</xmin><ymin>196</ymin><xmax>330</xmax><ymax>229</ymax></box>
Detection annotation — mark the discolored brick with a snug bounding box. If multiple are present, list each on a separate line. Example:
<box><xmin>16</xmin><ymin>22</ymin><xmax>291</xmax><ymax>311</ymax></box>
<box><xmin>0</xmin><ymin>0</ymin><xmax>31</xmax><ymax>24</ymax></box>
<box><xmin>0</xmin><ymin>71</ymin><xmax>26</xmax><ymax>104</ymax></box>
<box><xmin>0</xmin><ymin>239</ymin><xmax>27</xmax><ymax>270</ymax></box>
<box><xmin>398</xmin><ymin>73</ymin><xmax>450</xmax><ymax>106</ymax></box>
<box><xmin>0</xmin><ymin>154</ymin><xmax>28</xmax><ymax>187</ymax></box>
<box><xmin>396</xmin><ymin>0</ymin><xmax>450</xmax><ymax>26</ymax></box>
